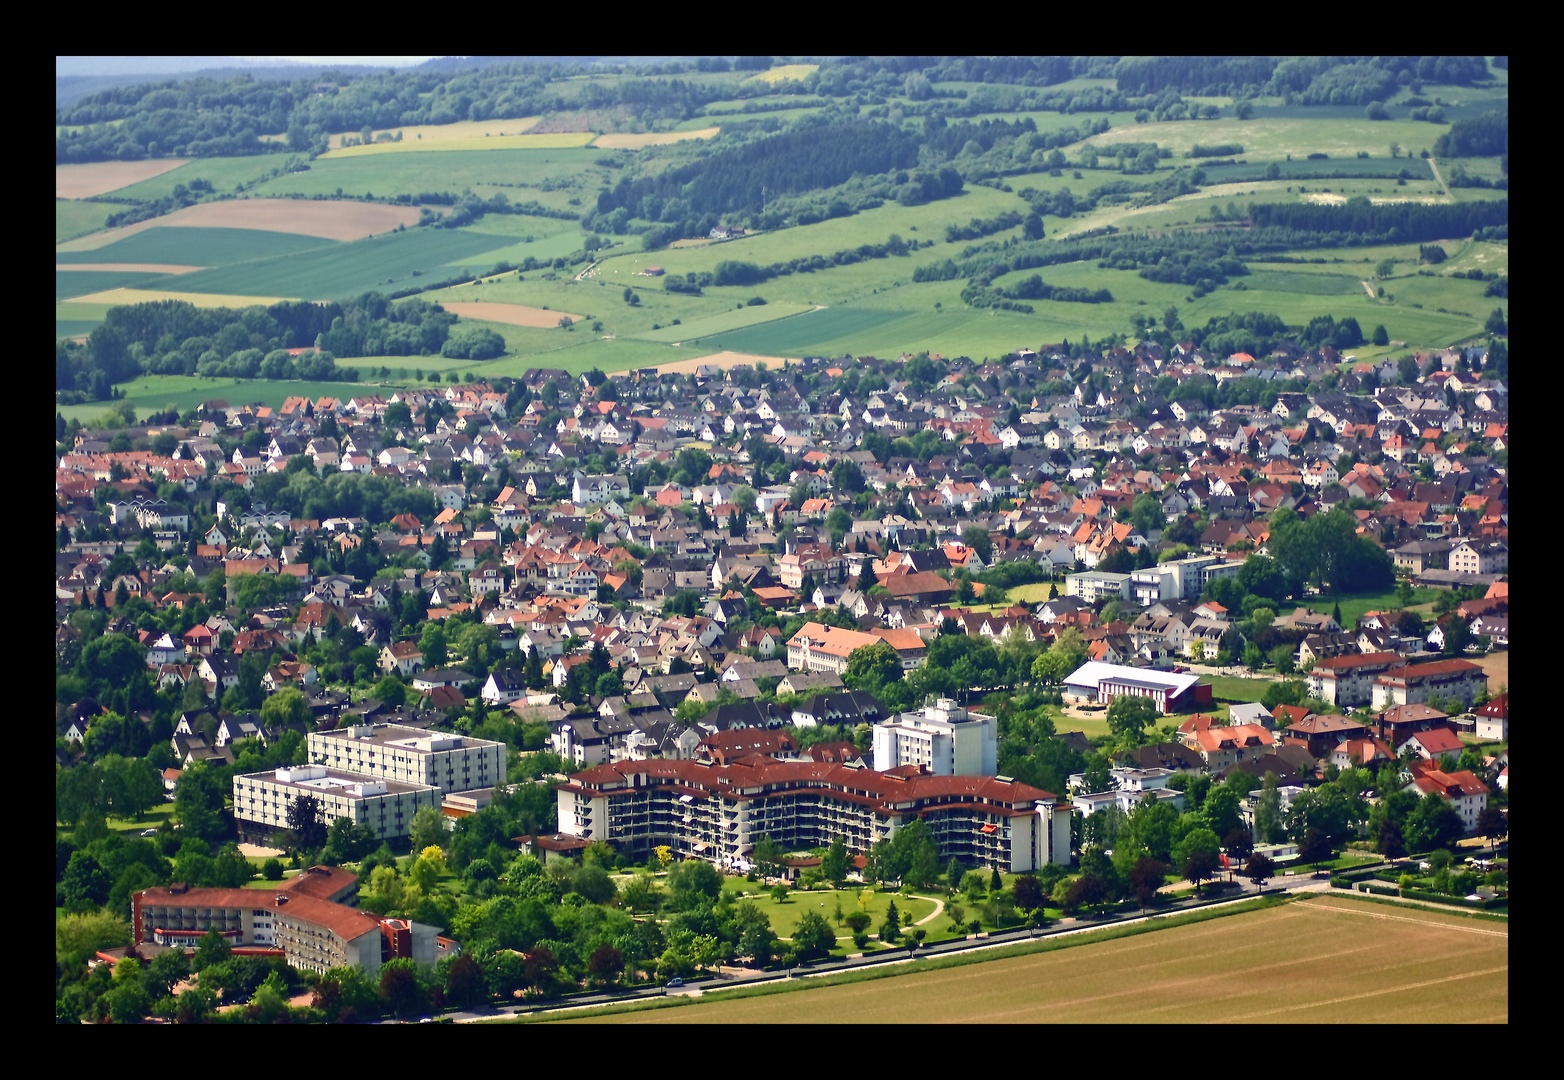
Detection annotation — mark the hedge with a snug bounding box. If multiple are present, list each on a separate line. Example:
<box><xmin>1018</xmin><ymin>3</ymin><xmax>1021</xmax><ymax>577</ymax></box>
<box><xmin>1398</xmin><ymin>887</ymin><xmax>1507</xmax><ymax>910</ymax></box>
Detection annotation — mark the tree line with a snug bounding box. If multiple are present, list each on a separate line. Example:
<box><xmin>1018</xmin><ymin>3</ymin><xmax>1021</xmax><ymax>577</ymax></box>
<box><xmin>1247</xmin><ymin>198</ymin><xmax>1509</xmax><ymax>243</ymax></box>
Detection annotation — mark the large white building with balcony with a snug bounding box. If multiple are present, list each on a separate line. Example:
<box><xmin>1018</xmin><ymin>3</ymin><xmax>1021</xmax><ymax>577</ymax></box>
<box><xmin>872</xmin><ymin>698</ymin><xmax>997</xmax><ymax>777</ymax></box>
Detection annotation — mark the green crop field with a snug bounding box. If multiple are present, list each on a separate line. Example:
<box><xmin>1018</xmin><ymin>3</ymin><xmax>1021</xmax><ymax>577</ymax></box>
<box><xmin>626</xmin><ymin>302</ymin><xmax>818</xmax><ymax>343</ymax></box>
<box><xmin>557</xmin><ymin>896</ymin><xmax>1507</xmax><ymax>1024</ymax></box>
<box><xmin>444</xmin><ymin>230</ymin><xmax>592</xmax><ymax>270</ymax></box>
<box><xmin>56</xmin><ymin>269</ymin><xmax>170</xmax><ymax>302</ymax></box>
<box><xmin>248</xmin><ymin>149</ymin><xmax>603</xmax><ymax>212</ymax></box>
<box><xmin>56</xmin><ymin>199</ymin><xmax>131</xmax><ymax>243</ymax></box>
<box><xmin>701</xmin><ymin>306</ymin><xmax>915</xmax><ymax>355</ymax></box>
<box><xmin>99</xmin><ymin>154</ymin><xmax>312</xmax><ymax>202</ymax></box>
<box><xmin>1088</xmin><ymin>116</ymin><xmax>1448</xmax><ymax>162</ymax></box>
<box><xmin>168</xmin><ymin>227</ymin><xmax>515</xmax><ymax>301</ymax></box>
<box><xmin>56</xmin><ymin>226</ymin><xmax>335</xmax><ymax>268</ymax></box>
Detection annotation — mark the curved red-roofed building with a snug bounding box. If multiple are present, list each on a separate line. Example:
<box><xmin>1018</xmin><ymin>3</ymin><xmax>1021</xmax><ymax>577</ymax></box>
<box><xmin>556</xmin><ymin>756</ymin><xmax>1071</xmax><ymax>873</ymax></box>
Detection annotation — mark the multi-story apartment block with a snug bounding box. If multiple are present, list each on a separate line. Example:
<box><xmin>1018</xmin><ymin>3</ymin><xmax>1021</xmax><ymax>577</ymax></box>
<box><xmin>133</xmin><ymin>866</ymin><xmax>437</xmax><ymax>977</ymax></box>
<box><xmin>872</xmin><ymin>698</ymin><xmax>997</xmax><ymax>777</ymax></box>
<box><xmin>306</xmin><ymin>724</ymin><xmax>506</xmax><ymax>796</ymax></box>
<box><xmin>1371</xmin><ymin>658</ymin><xmax>1487</xmax><ymax>710</ymax></box>
<box><xmin>1305</xmin><ymin>651</ymin><xmax>1406</xmax><ymax>706</ymax></box>
<box><xmin>232</xmin><ymin>765</ymin><xmax>439</xmax><ymax>842</ymax></box>
<box><xmin>556</xmin><ymin>757</ymin><xmax>1072</xmax><ymax>873</ymax></box>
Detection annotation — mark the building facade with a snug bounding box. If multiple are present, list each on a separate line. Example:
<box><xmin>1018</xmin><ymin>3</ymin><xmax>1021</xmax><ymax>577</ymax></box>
<box><xmin>1305</xmin><ymin>652</ymin><xmax>1406</xmax><ymax>707</ymax></box>
<box><xmin>306</xmin><ymin>724</ymin><xmax>507</xmax><ymax>796</ymax></box>
<box><xmin>555</xmin><ymin>757</ymin><xmax>1072</xmax><ymax>873</ymax></box>
<box><xmin>233</xmin><ymin>765</ymin><xmax>440</xmax><ymax>842</ymax></box>
<box><xmin>785</xmin><ymin>622</ymin><xmax>882</xmax><ymax>674</ymax></box>
<box><xmin>872</xmin><ymin>698</ymin><xmax>997</xmax><ymax>777</ymax></box>
<box><xmin>1371</xmin><ymin>659</ymin><xmax>1487</xmax><ymax>710</ymax></box>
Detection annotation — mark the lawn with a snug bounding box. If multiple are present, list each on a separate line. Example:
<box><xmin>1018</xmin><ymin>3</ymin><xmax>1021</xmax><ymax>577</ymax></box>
<box><xmin>567</xmin><ymin>895</ymin><xmax>1508</xmax><ymax>1024</ymax></box>
<box><xmin>719</xmin><ymin>884</ymin><xmax>938</xmax><ymax>944</ymax></box>
<box><xmin>56</xmin><ymin>225</ymin><xmax>335</xmax><ymax>268</ymax></box>
<box><xmin>1199</xmin><ymin>674</ymin><xmax>1279</xmax><ymax>703</ymax></box>
<box><xmin>56</xmin><ymin>802</ymin><xmax>174</xmax><ymax>837</ymax></box>
<box><xmin>1297</xmin><ymin>586</ymin><xmax>1443</xmax><ymax>628</ymax></box>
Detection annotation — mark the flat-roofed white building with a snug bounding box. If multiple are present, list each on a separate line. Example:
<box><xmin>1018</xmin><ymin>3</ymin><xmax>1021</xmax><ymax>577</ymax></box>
<box><xmin>872</xmin><ymin>698</ymin><xmax>997</xmax><ymax>777</ymax></box>
<box><xmin>233</xmin><ymin>765</ymin><xmax>439</xmax><ymax>841</ymax></box>
<box><xmin>1065</xmin><ymin>571</ymin><xmax>1131</xmax><ymax>604</ymax></box>
<box><xmin>307</xmin><ymin>723</ymin><xmax>506</xmax><ymax>795</ymax></box>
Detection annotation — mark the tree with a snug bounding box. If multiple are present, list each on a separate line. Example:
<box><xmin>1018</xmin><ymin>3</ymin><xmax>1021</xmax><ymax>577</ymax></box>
<box><xmin>844</xmin><ymin>640</ymin><xmax>901</xmax><ymax>692</ymax></box>
<box><xmin>843</xmin><ymin>910</ymin><xmax>871</xmax><ymax>937</ymax></box>
<box><xmin>1442</xmin><ymin>615</ymin><xmax>1470</xmax><ymax>656</ymax></box>
<box><xmin>1253</xmin><ymin>772</ymin><xmax>1285</xmax><ymax>844</ymax></box>
<box><xmin>793</xmin><ymin>910</ymin><xmax>836</xmax><ymax>961</ymax></box>
<box><xmin>960</xmin><ymin>527</ymin><xmax>992</xmax><ymax>563</ymax></box>
<box><xmin>1106</xmin><ymin>693</ymin><xmax>1158</xmax><ymax>750</ymax></box>
<box><xmin>1476</xmin><ymin>806</ymin><xmax>1507</xmax><ymax>853</ymax></box>
<box><xmin>378</xmin><ymin>957</ymin><xmax>426</xmax><ymax>1018</ymax></box>
<box><xmin>288</xmin><ymin>793</ymin><xmax>327</xmax><ymax>852</ymax></box>
<box><xmin>419</xmin><ymin>623</ymin><xmax>448</xmax><ymax>668</ymax></box>
<box><xmin>1296</xmin><ymin>827</ymin><xmax>1334</xmax><ymax>871</ymax></box>
<box><xmin>1173</xmin><ymin>828</ymin><xmax>1220</xmax><ymax>897</ymax></box>
<box><xmin>61</xmin><ymin>851</ymin><xmax>111</xmax><ymax>911</ymax></box>
<box><xmin>856</xmin><ymin>559</ymin><xmax>878</xmax><ymax>592</ymax></box>
<box><xmin>1372</xmin><ymin>324</ymin><xmax>1390</xmax><ymax>346</ymax></box>
<box><xmin>821</xmin><ymin>835</ymin><xmax>848</xmax><ymax>882</ymax></box>
<box><xmin>1244</xmin><ymin>853</ymin><xmax>1275</xmax><ymax>893</ymax></box>
<box><xmin>1377</xmin><ymin>818</ymin><xmax>1407</xmax><ymax>859</ymax></box>
<box><xmin>372</xmin><ymin>674</ymin><xmax>407</xmax><ymax>707</ymax></box>
<box><xmin>879</xmin><ymin>900</ymin><xmax>901</xmax><ymax>943</ymax></box>
<box><xmin>1485</xmin><ymin>307</ymin><xmax>1507</xmax><ymax>336</ymax></box>
<box><xmin>1128</xmin><ymin>855</ymin><xmax>1166</xmax><ymax>912</ymax></box>
<box><xmin>259</xmin><ymin>686</ymin><xmax>311</xmax><ymax>731</ymax></box>
<box><xmin>262</xmin><ymin>857</ymin><xmax>284</xmax><ymax>881</ymax></box>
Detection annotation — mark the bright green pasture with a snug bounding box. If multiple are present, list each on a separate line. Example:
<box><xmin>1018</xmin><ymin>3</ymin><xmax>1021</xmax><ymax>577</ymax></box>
<box><xmin>249</xmin><ymin>148</ymin><xmax>603</xmax><ymax>213</ymax></box>
<box><xmin>720</xmin><ymin>884</ymin><xmax>938</xmax><ymax>941</ymax></box>
<box><xmin>444</xmin><ymin>230</ymin><xmax>592</xmax><ymax>269</ymax></box>
<box><xmin>1087</xmin><ymin>117</ymin><xmax>1446</xmax><ymax>161</ymax></box>
<box><xmin>1297</xmin><ymin>586</ymin><xmax>1443</xmax><ymax>628</ymax></box>
<box><xmin>168</xmin><ymin>227</ymin><xmax>515</xmax><ymax>301</ymax></box>
<box><xmin>56</xmin><ymin>200</ymin><xmax>131</xmax><ymax>243</ymax></box>
<box><xmin>626</xmin><ymin>302</ymin><xmax>818</xmax><ymax>343</ymax></box>
<box><xmin>56</xmin><ymin>225</ymin><xmax>334</xmax><ymax>268</ymax></box>
<box><xmin>57</xmin><ymin>269</ymin><xmax>172</xmax><ymax>301</ymax></box>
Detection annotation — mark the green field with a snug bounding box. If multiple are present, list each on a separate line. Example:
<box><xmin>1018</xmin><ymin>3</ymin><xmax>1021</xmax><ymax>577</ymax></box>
<box><xmin>56</xmin><ymin>269</ymin><xmax>170</xmax><ymax>301</ymax></box>
<box><xmin>167</xmin><ymin>227</ymin><xmax>515</xmax><ymax>300</ymax></box>
<box><xmin>56</xmin><ymin>199</ymin><xmax>131</xmax><ymax>243</ymax></box>
<box><xmin>98</xmin><ymin>154</ymin><xmax>312</xmax><ymax>202</ymax></box>
<box><xmin>1087</xmin><ymin>116</ymin><xmax>1450</xmax><ymax>162</ymax></box>
<box><xmin>249</xmin><ymin>149</ymin><xmax>603</xmax><ymax>213</ymax></box>
<box><xmin>1199</xmin><ymin>674</ymin><xmax>1278</xmax><ymax>703</ymax></box>
<box><xmin>56</xmin><ymin>225</ymin><xmax>335</xmax><ymax>268</ymax></box>
<box><xmin>719</xmin><ymin>885</ymin><xmax>939</xmax><ymax>942</ymax></box>
<box><xmin>553</xmin><ymin>896</ymin><xmax>1507</xmax><ymax>1024</ymax></box>
<box><xmin>627</xmin><ymin>302</ymin><xmax>819</xmax><ymax>343</ymax></box>
<box><xmin>701</xmin><ymin>306</ymin><xmax>913</xmax><ymax>354</ymax></box>
<box><xmin>1298</xmin><ymin>586</ymin><xmax>1443</xmax><ymax>628</ymax></box>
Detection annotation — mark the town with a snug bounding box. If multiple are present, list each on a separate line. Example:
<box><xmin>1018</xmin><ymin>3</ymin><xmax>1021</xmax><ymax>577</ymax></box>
<box><xmin>56</xmin><ymin>340</ymin><xmax>1509</xmax><ymax>1022</ymax></box>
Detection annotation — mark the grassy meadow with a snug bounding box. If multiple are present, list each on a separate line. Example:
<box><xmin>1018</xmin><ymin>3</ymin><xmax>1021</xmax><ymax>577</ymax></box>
<box><xmin>57</xmin><ymin>225</ymin><xmax>334</xmax><ymax>268</ymax></box>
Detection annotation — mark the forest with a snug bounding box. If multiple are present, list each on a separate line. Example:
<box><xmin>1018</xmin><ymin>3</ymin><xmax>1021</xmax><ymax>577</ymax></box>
<box><xmin>58</xmin><ymin>56</ymin><xmax>1501</xmax><ymax>164</ymax></box>
<box><xmin>55</xmin><ymin>294</ymin><xmax>463</xmax><ymax>392</ymax></box>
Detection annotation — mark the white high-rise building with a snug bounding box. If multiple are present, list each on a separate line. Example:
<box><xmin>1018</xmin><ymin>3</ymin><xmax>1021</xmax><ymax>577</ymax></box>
<box><xmin>872</xmin><ymin>698</ymin><xmax>997</xmax><ymax>777</ymax></box>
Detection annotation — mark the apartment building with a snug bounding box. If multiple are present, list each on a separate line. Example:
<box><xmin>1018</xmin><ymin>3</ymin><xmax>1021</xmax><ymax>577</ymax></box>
<box><xmin>1305</xmin><ymin>651</ymin><xmax>1406</xmax><ymax>707</ymax></box>
<box><xmin>1129</xmin><ymin>554</ymin><xmax>1241</xmax><ymax>607</ymax></box>
<box><xmin>1064</xmin><ymin>571</ymin><xmax>1131</xmax><ymax>604</ymax></box>
<box><xmin>556</xmin><ymin>757</ymin><xmax>1073</xmax><ymax>873</ymax></box>
<box><xmin>232</xmin><ymin>765</ymin><xmax>439</xmax><ymax>842</ymax></box>
<box><xmin>1371</xmin><ymin>658</ymin><xmax>1488</xmax><ymax>710</ymax></box>
<box><xmin>132</xmin><ymin>866</ymin><xmax>436</xmax><ymax>978</ymax></box>
<box><xmin>306</xmin><ymin>723</ymin><xmax>506</xmax><ymax>796</ymax></box>
<box><xmin>785</xmin><ymin>622</ymin><xmax>882</xmax><ymax>674</ymax></box>
<box><xmin>872</xmin><ymin>698</ymin><xmax>997</xmax><ymax>777</ymax></box>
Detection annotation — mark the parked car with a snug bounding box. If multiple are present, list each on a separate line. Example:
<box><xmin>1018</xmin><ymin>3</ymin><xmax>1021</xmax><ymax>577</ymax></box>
<box><xmin>140</xmin><ymin>829</ymin><xmax>159</xmax><ymax>837</ymax></box>
<box><xmin>667</xmin><ymin>977</ymin><xmax>684</xmax><ymax>988</ymax></box>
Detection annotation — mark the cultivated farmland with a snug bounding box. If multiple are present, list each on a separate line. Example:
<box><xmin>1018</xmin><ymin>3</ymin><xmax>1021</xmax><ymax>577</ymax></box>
<box><xmin>324</xmin><ymin>118</ymin><xmax>541</xmax><ymax>149</ymax></box>
<box><xmin>57</xmin><ymin>226</ymin><xmax>333</xmax><ymax>267</ymax></box>
<box><xmin>61</xmin><ymin>287</ymin><xmax>300</xmax><ymax>308</ymax></box>
<box><xmin>560</xmin><ymin>896</ymin><xmax>1507</xmax><ymax>1024</ymax></box>
<box><xmin>55</xmin><ymin>158</ymin><xmax>187</xmax><ymax>199</ymax></box>
<box><xmin>744</xmin><ymin>64</ymin><xmax>819</xmax><ymax>85</ymax></box>
<box><xmin>322</xmin><ymin>132</ymin><xmax>597</xmax><ymax>157</ymax></box>
<box><xmin>593</xmin><ymin>128</ymin><xmax>721</xmax><ymax>149</ymax></box>
<box><xmin>55</xmin><ymin>199</ymin><xmax>131</xmax><ymax>243</ymax></box>
<box><xmin>166</xmin><ymin>227</ymin><xmax>513</xmax><ymax>301</ymax></box>
<box><xmin>55</xmin><ymin>271</ymin><xmax>171</xmax><ymax>303</ymax></box>
<box><xmin>441</xmin><ymin>302</ymin><xmax>586</xmax><ymax>328</ymax></box>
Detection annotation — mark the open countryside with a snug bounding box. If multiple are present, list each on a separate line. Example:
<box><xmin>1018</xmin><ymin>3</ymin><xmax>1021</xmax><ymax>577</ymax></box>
<box><xmin>54</xmin><ymin>54</ymin><xmax>1509</xmax><ymax>1028</ymax></box>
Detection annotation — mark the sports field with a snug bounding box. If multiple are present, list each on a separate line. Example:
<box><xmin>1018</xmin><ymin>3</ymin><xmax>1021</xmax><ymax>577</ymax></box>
<box><xmin>561</xmin><ymin>896</ymin><xmax>1507</xmax><ymax>1024</ymax></box>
